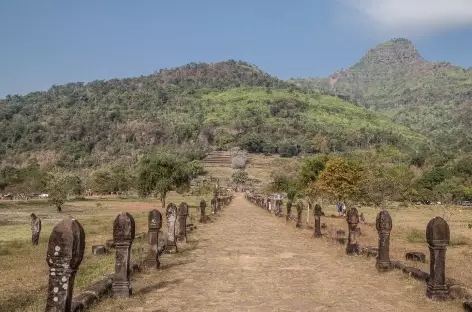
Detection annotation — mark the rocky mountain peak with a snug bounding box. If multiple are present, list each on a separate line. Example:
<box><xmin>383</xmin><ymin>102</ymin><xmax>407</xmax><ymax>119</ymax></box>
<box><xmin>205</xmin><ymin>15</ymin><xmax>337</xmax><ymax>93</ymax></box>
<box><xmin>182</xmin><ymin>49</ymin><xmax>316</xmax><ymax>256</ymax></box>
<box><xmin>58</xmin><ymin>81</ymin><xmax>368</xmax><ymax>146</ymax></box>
<box><xmin>358</xmin><ymin>38</ymin><xmax>425</xmax><ymax>67</ymax></box>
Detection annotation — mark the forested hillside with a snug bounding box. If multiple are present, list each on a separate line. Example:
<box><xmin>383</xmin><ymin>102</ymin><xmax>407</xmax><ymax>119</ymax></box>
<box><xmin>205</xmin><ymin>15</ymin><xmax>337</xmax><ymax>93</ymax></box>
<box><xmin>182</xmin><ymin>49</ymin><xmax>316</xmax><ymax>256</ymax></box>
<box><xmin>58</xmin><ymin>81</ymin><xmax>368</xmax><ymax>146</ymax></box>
<box><xmin>291</xmin><ymin>38</ymin><xmax>472</xmax><ymax>152</ymax></box>
<box><xmin>0</xmin><ymin>60</ymin><xmax>424</xmax><ymax>169</ymax></box>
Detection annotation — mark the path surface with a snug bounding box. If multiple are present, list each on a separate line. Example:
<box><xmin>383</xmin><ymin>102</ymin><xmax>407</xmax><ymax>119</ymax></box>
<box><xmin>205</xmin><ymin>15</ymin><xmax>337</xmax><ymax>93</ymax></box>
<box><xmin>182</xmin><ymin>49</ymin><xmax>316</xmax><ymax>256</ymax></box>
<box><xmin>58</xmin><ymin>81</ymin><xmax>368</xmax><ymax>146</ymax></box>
<box><xmin>93</xmin><ymin>194</ymin><xmax>462</xmax><ymax>312</ymax></box>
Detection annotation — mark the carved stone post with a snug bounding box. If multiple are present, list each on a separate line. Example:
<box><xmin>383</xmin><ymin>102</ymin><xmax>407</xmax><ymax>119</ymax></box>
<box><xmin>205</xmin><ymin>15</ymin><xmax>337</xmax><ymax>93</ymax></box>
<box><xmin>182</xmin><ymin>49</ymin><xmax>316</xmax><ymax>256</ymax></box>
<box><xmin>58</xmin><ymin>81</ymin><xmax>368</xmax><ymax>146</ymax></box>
<box><xmin>426</xmin><ymin>217</ymin><xmax>450</xmax><ymax>301</ymax></box>
<box><xmin>296</xmin><ymin>202</ymin><xmax>303</xmax><ymax>228</ymax></box>
<box><xmin>286</xmin><ymin>201</ymin><xmax>292</xmax><ymax>221</ymax></box>
<box><xmin>199</xmin><ymin>199</ymin><xmax>207</xmax><ymax>223</ymax></box>
<box><xmin>375</xmin><ymin>210</ymin><xmax>392</xmax><ymax>272</ymax></box>
<box><xmin>45</xmin><ymin>218</ymin><xmax>85</xmax><ymax>312</ymax></box>
<box><xmin>178</xmin><ymin>202</ymin><xmax>189</xmax><ymax>243</ymax></box>
<box><xmin>112</xmin><ymin>212</ymin><xmax>135</xmax><ymax>298</ymax></box>
<box><xmin>346</xmin><ymin>207</ymin><xmax>360</xmax><ymax>255</ymax></box>
<box><xmin>314</xmin><ymin>204</ymin><xmax>322</xmax><ymax>237</ymax></box>
<box><xmin>146</xmin><ymin>209</ymin><xmax>162</xmax><ymax>269</ymax></box>
<box><xmin>165</xmin><ymin>203</ymin><xmax>178</xmax><ymax>253</ymax></box>
<box><xmin>211</xmin><ymin>197</ymin><xmax>217</xmax><ymax>215</ymax></box>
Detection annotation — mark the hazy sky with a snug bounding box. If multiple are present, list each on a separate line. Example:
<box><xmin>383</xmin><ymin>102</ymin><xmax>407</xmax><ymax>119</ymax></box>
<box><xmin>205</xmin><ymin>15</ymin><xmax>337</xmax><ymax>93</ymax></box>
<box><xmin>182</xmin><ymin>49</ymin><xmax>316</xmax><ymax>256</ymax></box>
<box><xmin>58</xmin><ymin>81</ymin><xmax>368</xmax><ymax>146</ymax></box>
<box><xmin>1</xmin><ymin>0</ymin><xmax>472</xmax><ymax>97</ymax></box>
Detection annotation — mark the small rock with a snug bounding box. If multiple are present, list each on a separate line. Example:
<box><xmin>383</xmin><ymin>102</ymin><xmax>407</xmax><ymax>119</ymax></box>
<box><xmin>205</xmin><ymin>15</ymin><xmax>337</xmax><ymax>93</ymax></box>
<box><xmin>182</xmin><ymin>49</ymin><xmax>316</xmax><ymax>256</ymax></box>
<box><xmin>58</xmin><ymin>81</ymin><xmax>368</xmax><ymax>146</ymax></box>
<box><xmin>405</xmin><ymin>252</ymin><xmax>426</xmax><ymax>263</ymax></box>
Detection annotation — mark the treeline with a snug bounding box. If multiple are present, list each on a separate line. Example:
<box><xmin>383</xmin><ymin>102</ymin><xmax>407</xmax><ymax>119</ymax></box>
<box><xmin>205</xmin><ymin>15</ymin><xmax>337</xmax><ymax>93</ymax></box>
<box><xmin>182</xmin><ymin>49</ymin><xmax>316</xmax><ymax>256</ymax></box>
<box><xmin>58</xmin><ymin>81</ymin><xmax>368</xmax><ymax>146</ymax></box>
<box><xmin>268</xmin><ymin>145</ymin><xmax>472</xmax><ymax>206</ymax></box>
<box><xmin>0</xmin><ymin>149</ymin><xmax>206</xmax><ymax>211</ymax></box>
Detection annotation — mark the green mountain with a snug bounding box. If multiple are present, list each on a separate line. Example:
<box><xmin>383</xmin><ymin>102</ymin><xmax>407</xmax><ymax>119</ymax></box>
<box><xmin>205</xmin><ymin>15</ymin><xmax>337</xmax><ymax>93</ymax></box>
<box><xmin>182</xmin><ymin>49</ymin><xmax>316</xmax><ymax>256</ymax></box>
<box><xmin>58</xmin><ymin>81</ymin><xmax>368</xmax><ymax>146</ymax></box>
<box><xmin>291</xmin><ymin>38</ymin><xmax>472</xmax><ymax>152</ymax></box>
<box><xmin>0</xmin><ymin>60</ymin><xmax>425</xmax><ymax>168</ymax></box>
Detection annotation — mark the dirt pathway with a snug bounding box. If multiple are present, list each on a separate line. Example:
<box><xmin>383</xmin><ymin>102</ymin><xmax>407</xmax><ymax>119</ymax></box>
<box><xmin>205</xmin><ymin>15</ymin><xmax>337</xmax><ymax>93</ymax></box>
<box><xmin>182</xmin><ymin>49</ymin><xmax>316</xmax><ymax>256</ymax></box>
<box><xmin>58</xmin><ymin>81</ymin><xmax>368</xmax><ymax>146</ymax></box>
<box><xmin>92</xmin><ymin>194</ymin><xmax>462</xmax><ymax>312</ymax></box>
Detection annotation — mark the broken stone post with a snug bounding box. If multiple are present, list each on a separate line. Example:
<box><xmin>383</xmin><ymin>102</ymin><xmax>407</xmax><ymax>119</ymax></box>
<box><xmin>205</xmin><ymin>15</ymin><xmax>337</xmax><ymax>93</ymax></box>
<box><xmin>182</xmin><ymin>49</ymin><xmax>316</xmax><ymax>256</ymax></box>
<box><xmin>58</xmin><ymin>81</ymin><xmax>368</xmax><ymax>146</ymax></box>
<box><xmin>165</xmin><ymin>203</ymin><xmax>178</xmax><ymax>253</ymax></box>
<box><xmin>211</xmin><ymin>197</ymin><xmax>217</xmax><ymax>215</ymax></box>
<box><xmin>375</xmin><ymin>210</ymin><xmax>392</xmax><ymax>272</ymax></box>
<box><xmin>31</xmin><ymin>213</ymin><xmax>41</xmax><ymax>245</ymax></box>
<box><xmin>199</xmin><ymin>199</ymin><xmax>207</xmax><ymax>223</ymax></box>
<box><xmin>426</xmin><ymin>216</ymin><xmax>450</xmax><ymax>301</ymax></box>
<box><xmin>286</xmin><ymin>201</ymin><xmax>292</xmax><ymax>221</ymax></box>
<box><xmin>178</xmin><ymin>202</ymin><xmax>189</xmax><ymax>243</ymax></box>
<box><xmin>45</xmin><ymin>217</ymin><xmax>85</xmax><ymax>312</ymax></box>
<box><xmin>314</xmin><ymin>204</ymin><xmax>322</xmax><ymax>238</ymax></box>
<box><xmin>296</xmin><ymin>202</ymin><xmax>303</xmax><ymax>228</ymax></box>
<box><xmin>112</xmin><ymin>212</ymin><xmax>135</xmax><ymax>298</ymax></box>
<box><xmin>146</xmin><ymin>209</ymin><xmax>162</xmax><ymax>269</ymax></box>
<box><xmin>346</xmin><ymin>207</ymin><xmax>360</xmax><ymax>255</ymax></box>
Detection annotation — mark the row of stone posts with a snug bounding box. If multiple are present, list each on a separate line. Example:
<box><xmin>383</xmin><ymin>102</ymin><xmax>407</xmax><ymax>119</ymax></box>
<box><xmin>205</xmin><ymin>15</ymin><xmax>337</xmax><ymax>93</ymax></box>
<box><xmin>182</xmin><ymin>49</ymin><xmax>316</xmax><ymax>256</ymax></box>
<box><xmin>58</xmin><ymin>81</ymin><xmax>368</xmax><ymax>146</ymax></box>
<box><xmin>245</xmin><ymin>193</ymin><xmax>454</xmax><ymax>303</ymax></box>
<box><xmin>45</xmin><ymin>196</ymin><xmax>234</xmax><ymax>311</ymax></box>
<box><xmin>340</xmin><ymin>206</ymin><xmax>451</xmax><ymax>302</ymax></box>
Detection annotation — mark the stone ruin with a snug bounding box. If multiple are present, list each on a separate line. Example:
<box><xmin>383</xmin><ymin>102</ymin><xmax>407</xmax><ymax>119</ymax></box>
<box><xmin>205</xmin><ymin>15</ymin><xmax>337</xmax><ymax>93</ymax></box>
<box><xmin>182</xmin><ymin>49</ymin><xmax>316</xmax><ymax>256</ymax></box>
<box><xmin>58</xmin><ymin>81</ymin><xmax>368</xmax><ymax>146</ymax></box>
<box><xmin>199</xmin><ymin>199</ymin><xmax>209</xmax><ymax>223</ymax></box>
<box><xmin>146</xmin><ymin>209</ymin><xmax>162</xmax><ymax>269</ymax></box>
<box><xmin>45</xmin><ymin>217</ymin><xmax>85</xmax><ymax>312</ymax></box>
<box><xmin>296</xmin><ymin>201</ymin><xmax>303</xmax><ymax>228</ymax></box>
<box><xmin>314</xmin><ymin>204</ymin><xmax>322</xmax><ymax>238</ymax></box>
<box><xmin>346</xmin><ymin>207</ymin><xmax>360</xmax><ymax>255</ymax></box>
<box><xmin>165</xmin><ymin>203</ymin><xmax>178</xmax><ymax>254</ymax></box>
<box><xmin>112</xmin><ymin>212</ymin><xmax>135</xmax><ymax>298</ymax></box>
<box><xmin>211</xmin><ymin>197</ymin><xmax>217</xmax><ymax>215</ymax></box>
<box><xmin>178</xmin><ymin>202</ymin><xmax>189</xmax><ymax>243</ymax></box>
<box><xmin>286</xmin><ymin>200</ymin><xmax>292</xmax><ymax>221</ymax></box>
<box><xmin>375</xmin><ymin>210</ymin><xmax>392</xmax><ymax>272</ymax></box>
<box><xmin>426</xmin><ymin>216</ymin><xmax>450</xmax><ymax>301</ymax></box>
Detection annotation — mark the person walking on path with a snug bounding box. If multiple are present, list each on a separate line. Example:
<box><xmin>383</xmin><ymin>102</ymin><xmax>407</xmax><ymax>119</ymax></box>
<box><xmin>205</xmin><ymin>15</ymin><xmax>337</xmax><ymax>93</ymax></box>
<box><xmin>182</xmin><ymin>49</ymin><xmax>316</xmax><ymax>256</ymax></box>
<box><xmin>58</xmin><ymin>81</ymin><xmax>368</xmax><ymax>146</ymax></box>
<box><xmin>337</xmin><ymin>202</ymin><xmax>343</xmax><ymax>217</ymax></box>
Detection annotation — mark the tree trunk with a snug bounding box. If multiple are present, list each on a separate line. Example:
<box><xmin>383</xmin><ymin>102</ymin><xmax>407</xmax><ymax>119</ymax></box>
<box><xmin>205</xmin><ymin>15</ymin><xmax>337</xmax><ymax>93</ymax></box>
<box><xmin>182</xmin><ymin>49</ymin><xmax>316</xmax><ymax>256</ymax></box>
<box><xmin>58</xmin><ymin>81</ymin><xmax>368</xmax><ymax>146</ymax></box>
<box><xmin>160</xmin><ymin>193</ymin><xmax>166</xmax><ymax>209</ymax></box>
<box><xmin>56</xmin><ymin>205</ymin><xmax>62</xmax><ymax>212</ymax></box>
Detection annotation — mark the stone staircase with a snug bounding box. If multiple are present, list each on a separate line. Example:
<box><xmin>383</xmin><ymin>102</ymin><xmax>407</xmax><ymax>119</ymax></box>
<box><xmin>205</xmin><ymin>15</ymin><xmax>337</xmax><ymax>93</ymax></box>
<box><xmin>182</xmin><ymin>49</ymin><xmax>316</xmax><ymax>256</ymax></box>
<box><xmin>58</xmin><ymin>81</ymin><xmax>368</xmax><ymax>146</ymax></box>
<box><xmin>202</xmin><ymin>151</ymin><xmax>232</xmax><ymax>167</ymax></box>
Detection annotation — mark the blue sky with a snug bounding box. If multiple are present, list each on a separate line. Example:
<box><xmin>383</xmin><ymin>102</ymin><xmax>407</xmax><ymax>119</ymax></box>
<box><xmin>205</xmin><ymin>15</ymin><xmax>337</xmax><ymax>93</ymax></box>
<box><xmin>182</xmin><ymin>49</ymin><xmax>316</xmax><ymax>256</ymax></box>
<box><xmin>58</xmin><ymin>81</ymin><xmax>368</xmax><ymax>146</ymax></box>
<box><xmin>1</xmin><ymin>0</ymin><xmax>472</xmax><ymax>97</ymax></box>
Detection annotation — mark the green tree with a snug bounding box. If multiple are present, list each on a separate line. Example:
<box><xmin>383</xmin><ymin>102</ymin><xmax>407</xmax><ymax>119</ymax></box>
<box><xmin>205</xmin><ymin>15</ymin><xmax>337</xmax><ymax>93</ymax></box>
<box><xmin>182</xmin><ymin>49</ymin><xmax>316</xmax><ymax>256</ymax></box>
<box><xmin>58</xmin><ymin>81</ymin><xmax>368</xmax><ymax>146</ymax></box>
<box><xmin>316</xmin><ymin>157</ymin><xmax>363</xmax><ymax>203</ymax></box>
<box><xmin>137</xmin><ymin>152</ymin><xmax>206</xmax><ymax>207</ymax></box>
<box><xmin>232</xmin><ymin>170</ymin><xmax>249</xmax><ymax>185</ymax></box>
<box><xmin>46</xmin><ymin>173</ymin><xmax>71</xmax><ymax>212</ymax></box>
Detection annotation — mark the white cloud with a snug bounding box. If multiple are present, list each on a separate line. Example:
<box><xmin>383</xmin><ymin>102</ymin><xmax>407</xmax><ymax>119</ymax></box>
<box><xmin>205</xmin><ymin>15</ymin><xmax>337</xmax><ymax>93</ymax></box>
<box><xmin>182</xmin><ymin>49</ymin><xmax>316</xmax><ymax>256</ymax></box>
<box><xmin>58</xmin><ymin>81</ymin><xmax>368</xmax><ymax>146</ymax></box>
<box><xmin>339</xmin><ymin>0</ymin><xmax>472</xmax><ymax>35</ymax></box>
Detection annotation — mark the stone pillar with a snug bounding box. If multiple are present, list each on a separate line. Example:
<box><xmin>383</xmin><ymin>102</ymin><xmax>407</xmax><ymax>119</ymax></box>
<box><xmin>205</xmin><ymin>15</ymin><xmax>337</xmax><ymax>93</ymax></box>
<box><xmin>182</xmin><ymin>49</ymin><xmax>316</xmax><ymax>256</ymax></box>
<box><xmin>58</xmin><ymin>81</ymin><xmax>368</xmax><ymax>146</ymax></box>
<box><xmin>45</xmin><ymin>218</ymin><xmax>85</xmax><ymax>312</ymax></box>
<box><xmin>286</xmin><ymin>201</ymin><xmax>292</xmax><ymax>221</ymax></box>
<box><xmin>165</xmin><ymin>203</ymin><xmax>178</xmax><ymax>253</ymax></box>
<box><xmin>276</xmin><ymin>200</ymin><xmax>283</xmax><ymax>216</ymax></box>
<box><xmin>112</xmin><ymin>212</ymin><xmax>135</xmax><ymax>298</ymax></box>
<box><xmin>426</xmin><ymin>217</ymin><xmax>450</xmax><ymax>301</ymax></box>
<box><xmin>346</xmin><ymin>207</ymin><xmax>360</xmax><ymax>255</ymax></box>
<box><xmin>178</xmin><ymin>202</ymin><xmax>189</xmax><ymax>243</ymax></box>
<box><xmin>146</xmin><ymin>209</ymin><xmax>162</xmax><ymax>269</ymax></box>
<box><xmin>375</xmin><ymin>210</ymin><xmax>392</xmax><ymax>272</ymax></box>
<box><xmin>199</xmin><ymin>199</ymin><xmax>207</xmax><ymax>223</ymax></box>
<box><xmin>211</xmin><ymin>197</ymin><xmax>217</xmax><ymax>215</ymax></box>
<box><xmin>314</xmin><ymin>204</ymin><xmax>322</xmax><ymax>237</ymax></box>
<box><xmin>296</xmin><ymin>202</ymin><xmax>303</xmax><ymax>228</ymax></box>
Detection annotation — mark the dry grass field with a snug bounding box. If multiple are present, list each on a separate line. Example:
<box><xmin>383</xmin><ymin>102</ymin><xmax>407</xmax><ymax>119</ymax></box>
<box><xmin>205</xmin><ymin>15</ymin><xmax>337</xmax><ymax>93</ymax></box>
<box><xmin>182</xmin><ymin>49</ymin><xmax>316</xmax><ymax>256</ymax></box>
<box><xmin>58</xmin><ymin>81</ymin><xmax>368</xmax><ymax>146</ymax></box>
<box><xmin>0</xmin><ymin>194</ymin><xmax>212</xmax><ymax>312</ymax></box>
<box><xmin>286</xmin><ymin>201</ymin><xmax>472</xmax><ymax>289</ymax></box>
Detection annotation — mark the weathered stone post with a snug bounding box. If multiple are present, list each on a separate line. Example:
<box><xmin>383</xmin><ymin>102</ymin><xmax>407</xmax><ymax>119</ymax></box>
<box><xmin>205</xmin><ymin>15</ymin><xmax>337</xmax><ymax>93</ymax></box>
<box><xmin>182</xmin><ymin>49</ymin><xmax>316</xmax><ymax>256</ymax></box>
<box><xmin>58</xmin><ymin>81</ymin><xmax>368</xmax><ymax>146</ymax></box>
<box><xmin>165</xmin><ymin>203</ymin><xmax>178</xmax><ymax>253</ymax></box>
<box><xmin>146</xmin><ymin>209</ymin><xmax>162</xmax><ymax>269</ymax></box>
<box><xmin>314</xmin><ymin>204</ymin><xmax>322</xmax><ymax>238</ymax></box>
<box><xmin>296</xmin><ymin>201</ymin><xmax>303</xmax><ymax>228</ymax></box>
<box><xmin>346</xmin><ymin>207</ymin><xmax>360</xmax><ymax>255</ymax></box>
<box><xmin>178</xmin><ymin>202</ymin><xmax>189</xmax><ymax>243</ymax></box>
<box><xmin>286</xmin><ymin>201</ymin><xmax>292</xmax><ymax>221</ymax></box>
<box><xmin>276</xmin><ymin>200</ymin><xmax>283</xmax><ymax>216</ymax></box>
<box><xmin>112</xmin><ymin>212</ymin><xmax>135</xmax><ymax>298</ymax></box>
<box><xmin>426</xmin><ymin>216</ymin><xmax>450</xmax><ymax>301</ymax></box>
<box><xmin>199</xmin><ymin>199</ymin><xmax>207</xmax><ymax>223</ymax></box>
<box><xmin>31</xmin><ymin>213</ymin><xmax>41</xmax><ymax>245</ymax></box>
<box><xmin>375</xmin><ymin>210</ymin><xmax>392</xmax><ymax>272</ymax></box>
<box><xmin>45</xmin><ymin>218</ymin><xmax>85</xmax><ymax>312</ymax></box>
<box><xmin>211</xmin><ymin>197</ymin><xmax>217</xmax><ymax>215</ymax></box>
